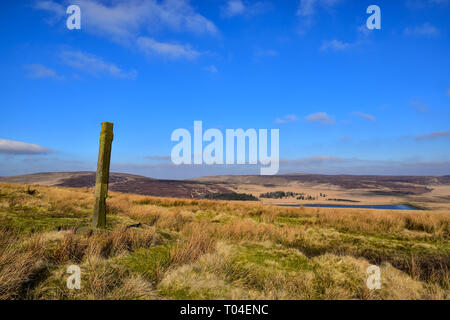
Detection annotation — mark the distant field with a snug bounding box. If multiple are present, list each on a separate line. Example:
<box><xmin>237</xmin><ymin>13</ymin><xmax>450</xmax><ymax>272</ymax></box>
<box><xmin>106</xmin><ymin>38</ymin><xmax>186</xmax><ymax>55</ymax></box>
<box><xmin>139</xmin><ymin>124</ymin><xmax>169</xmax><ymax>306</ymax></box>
<box><xmin>219</xmin><ymin>175</ymin><xmax>450</xmax><ymax>211</ymax></box>
<box><xmin>0</xmin><ymin>182</ymin><xmax>449</xmax><ymax>300</ymax></box>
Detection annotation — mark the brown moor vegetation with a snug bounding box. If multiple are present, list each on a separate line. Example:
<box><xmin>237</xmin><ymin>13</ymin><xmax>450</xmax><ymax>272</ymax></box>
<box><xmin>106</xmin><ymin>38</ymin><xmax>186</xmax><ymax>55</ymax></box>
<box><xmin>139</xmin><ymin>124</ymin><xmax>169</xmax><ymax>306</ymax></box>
<box><xmin>0</xmin><ymin>182</ymin><xmax>448</xmax><ymax>300</ymax></box>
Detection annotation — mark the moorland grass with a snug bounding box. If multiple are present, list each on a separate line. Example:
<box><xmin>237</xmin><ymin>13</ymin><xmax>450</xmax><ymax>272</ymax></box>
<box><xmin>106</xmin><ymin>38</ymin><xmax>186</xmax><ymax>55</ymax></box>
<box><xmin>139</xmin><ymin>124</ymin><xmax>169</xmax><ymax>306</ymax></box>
<box><xmin>0</xmin><ymin>182</ymin><xmax>448</xmax><ymax>300</ymax></box>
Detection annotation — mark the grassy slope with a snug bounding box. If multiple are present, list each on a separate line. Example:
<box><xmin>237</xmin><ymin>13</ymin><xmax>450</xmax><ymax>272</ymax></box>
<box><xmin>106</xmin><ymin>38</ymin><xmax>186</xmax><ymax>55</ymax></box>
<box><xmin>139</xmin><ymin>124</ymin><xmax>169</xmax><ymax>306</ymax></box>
<box><xmin>0</xmin><ymin>182</ymin><xmax>449</xmax><ymax>300</ymax></box>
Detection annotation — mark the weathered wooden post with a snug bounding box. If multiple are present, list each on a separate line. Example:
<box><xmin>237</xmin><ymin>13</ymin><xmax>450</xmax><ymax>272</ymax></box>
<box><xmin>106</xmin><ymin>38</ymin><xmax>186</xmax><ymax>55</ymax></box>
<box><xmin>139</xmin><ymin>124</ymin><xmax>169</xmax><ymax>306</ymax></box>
<box><xmin>92</xmin><ymin>122</ymin><xmax>114</xmax><ymax>228</ymax></box>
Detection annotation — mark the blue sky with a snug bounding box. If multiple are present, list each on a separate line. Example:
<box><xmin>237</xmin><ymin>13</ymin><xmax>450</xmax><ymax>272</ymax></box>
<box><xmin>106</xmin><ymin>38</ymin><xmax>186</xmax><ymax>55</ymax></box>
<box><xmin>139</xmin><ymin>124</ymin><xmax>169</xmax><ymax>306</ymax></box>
<box><xmin>0</xmin><ymin>0</ymin><xmax>449</xmax><ymax>179</ymax></box>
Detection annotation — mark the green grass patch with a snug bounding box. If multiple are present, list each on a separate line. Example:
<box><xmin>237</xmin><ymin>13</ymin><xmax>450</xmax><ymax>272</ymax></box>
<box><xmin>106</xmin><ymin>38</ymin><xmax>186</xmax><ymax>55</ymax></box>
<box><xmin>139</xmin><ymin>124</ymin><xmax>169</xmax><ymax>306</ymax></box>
<box><xmin>233</xmin><ymin>243</ymin><xmax>315</xmax><ymax>273</ymax></box>
<box><xmin>118</xmin><ymin>245</ymin><xmax>171</xmax><ymax>284</ymax></box>
<box><xmin>0</xmin><ymin>211</ymin><xmax>88</xmax><ymax>234</ymax></box>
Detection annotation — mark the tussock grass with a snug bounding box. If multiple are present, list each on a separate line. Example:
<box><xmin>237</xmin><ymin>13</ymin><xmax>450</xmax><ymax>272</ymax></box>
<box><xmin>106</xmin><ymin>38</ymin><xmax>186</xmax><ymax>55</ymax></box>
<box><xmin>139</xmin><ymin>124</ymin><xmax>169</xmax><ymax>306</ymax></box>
<box><xmin>0</xmin><ymin>182</ymin><xmax>449</xmax><ymax>300</ymax></box>
<box><xmin>0</xmin><ymin>228</ymin><xmax>45</xmax><ymax>299</ymax></box>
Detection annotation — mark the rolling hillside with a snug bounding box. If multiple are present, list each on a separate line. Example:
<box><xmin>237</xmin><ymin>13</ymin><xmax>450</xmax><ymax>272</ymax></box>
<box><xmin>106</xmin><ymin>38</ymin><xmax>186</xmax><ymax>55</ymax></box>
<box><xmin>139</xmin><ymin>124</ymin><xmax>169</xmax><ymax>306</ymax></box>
<box><xmin>0</xmin><ymin>172</ymin><xmax>232</xmax><ymax>199</ymax></box>
<box><xmin>193</xmin><ymin>174</ymin><xmax>450</xmax><ymax>195</ymax></box>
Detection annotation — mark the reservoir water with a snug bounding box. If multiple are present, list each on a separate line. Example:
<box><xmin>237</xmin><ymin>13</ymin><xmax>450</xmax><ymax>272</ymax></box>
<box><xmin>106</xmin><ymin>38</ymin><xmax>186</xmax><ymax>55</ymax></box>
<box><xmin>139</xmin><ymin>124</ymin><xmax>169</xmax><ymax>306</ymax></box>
<box><xmin>278</xmin><ymin>204</ymin><xmax>419</xmax><ymax>210</ymax></box>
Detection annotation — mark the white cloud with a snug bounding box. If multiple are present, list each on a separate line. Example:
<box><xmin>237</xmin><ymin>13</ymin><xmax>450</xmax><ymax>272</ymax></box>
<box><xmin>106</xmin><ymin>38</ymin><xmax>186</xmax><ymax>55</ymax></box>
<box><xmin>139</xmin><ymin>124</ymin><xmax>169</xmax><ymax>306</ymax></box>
<box><xmin>275</xmin><ymin>115</ymin><xmax>298</xmax><ymax>124</ymax></box>
<box><xmin>447</xmin><ymin>89</ymin><xmax>450</xmax><ymax>97</ymax></box>
<box><xmin>36</xmin><ymin>0</ymin><xmax>218</xmax><ymax>40</ymax></box>
<box><xmin>353</xmin><ymin>112</ymin><xmax>376</xmax><ymax>122</ymax></box>
<box><xmin>319</xmin><ymin>25</ymin><xmax>372</xmax><ymax>52</ymax></box>
<box><xmin>60</xmin><ymin>50</ymin><xmax>137</xmax><ymax>79</ymax></box>
<box><xmin>0</xmin><ymin>139</ymin><xmax>53</xmax><ymax>155</ymax></box>
<box><xmin>306</xmin><ymin>112</ymin><xmax>335</xmax><ymax>125</ymax></box>
<box><xmin>222</xmin><ymin>0</ymin><xmax>246</xmax><ymax>17</ymax></box>
<box><xmin>221</xmin><ymin>0</ymin><xmax>271</xmax><ymax>18</ymax></box>
<box><xmin>34</xmin><ymin>0</ymin><xmax>65</xmax><ymax>24</ymax></box>
<box><xmin>297</xmin><ymin>0</ymin><xmax>344</xmax><ymax>18</ymax></box>
<box><xmin>297</xmin><ymin>0</ymin><xmax>343</xmax><ymax>33</ymax></box>
<box><xmin>35</xmin><ymin>0</ymin><xmax>65</xmax><ymax>15</ymax></box>
<box><xmin>297</xmin><ymin>0</ymin><xmax>316</xmax><ymax>17</ymax></box>
<box><xmin>320</xmin><ymin>39</ymin><xmax>351</xmax><ymax>51</ymax></box>
<box><xmin>35</xmin><ymin>0</ymin><xmax>216</xmax><ymax>64</ymax></box>
<box><xmin>24</xmin><ymin>64</ymin><xmax>63</xmax><ymax>80</ymax></box>
<box><xmin>137</xmin><ymin>37</ymin><xmax>200</xmax><ymax>60</ymax></box>
<box><xmin>404</xmin><ymin>23</ymin><xmax>439</xmax><ymax>36</ymax></box>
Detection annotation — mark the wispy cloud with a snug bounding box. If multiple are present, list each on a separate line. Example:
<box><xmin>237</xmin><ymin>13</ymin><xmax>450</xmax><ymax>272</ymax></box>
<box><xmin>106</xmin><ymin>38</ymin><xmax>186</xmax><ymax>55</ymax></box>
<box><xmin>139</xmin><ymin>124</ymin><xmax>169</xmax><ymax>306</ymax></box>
<box><xmin>353</xmin><ymin>112</ymin><xmax>376</xmax><ymax>122</ymax></box>
<box><xmin>415</xmin><ymin>131</ymin><xmax>450</xmax><ymax>140</ymax></box>
<box><xmin>36</xmin><ymin>0</ymin><xmax>218</xmax><ymax>40</ymax></box>
<box><xmin>281</xmin><ymin>156</ymin><xmax>344</xmax><ymax>165</ymax></box>
<box><xmin>0</xmin><ymin>139</ymin><xmax>53</xmax><ymax>155</ymax></box>
<box><xmin>280</xmin><ymin>156</ymin><xmax>450</xmax><ymax>176</ymax></box>
<box><xmin>297</xmin><ymin>0</ymin><xmax>342</xmax><ymax>17</ymax></box>
<box><xmin>275</xmin><ymin>115</ymin><xmax>298</xmax><ymax>124</ymax></box>
<box><xmin>203</xmin><ymin>65</ymin><xmax>218</xmax><ymax>73</ymax></box>
<box><xmin>222</xmin><ymin>0</ymin><xmax>246</xmax><ymax>17</ymax></box>
<box><xmin>60</xmin><ymin>50</ymin><xmax>137</xmax><ymax>79</ymax></box>
<box><xmin>221</xmin><ymin>0</ymin><xmax>271</xmax><ymax>18</ymax></box>
<box><xmin>34</xmin><ymin>0</ymin><xmax>65</xmax><ymax>25</ymax></box>
<box><xmin>24</xmin><ymin>64</ymin><xmax>63</xmax><ymax>80</ymax></box>
<box><xmin>306</xmin><ymin>112</ymin><xmax>335</xmax><ymax>125</ymax></box>
<box><xmin>297</xmin><ymin>0</ymin><xmax>343</xmax><ymax>33</ymax></box>
<box><xmin>406</xmin><ymin>0</ymin><xmax>450</xmax><ymax>10</ymax></box>
<box><xmin>446</xmin><ymin>89</ymin><xmax>450</xmax><ymax>97</ymax></box>
<box><xmin>404</xmin><ymin>23</ymin><xmax>439</xmax><ymax>37</ymax></box>
<box><xmin>137</xmin><ymin>37</ymin><xmax>201</xmax><ymax>60</ymax></box>
<box><xmin>145</xmin><ymin>155</ymin><xmax>171</xmax><ymax>162</ymax></box>
<box><xmin>356</xmin><ymin>24</ymin><xmax>372</xmax><ymax>38</ymax></box>
<box><xmin>411</xmin><ymin>100</ymin><xmax>429</xmax><ymax>113</ymax></box>
<box><xmin>320</xmin><ymin>39</ymin><xmax>351</xmax><ymax>52</ymax></box>
<box><xmin>35</xmin><ymin>0</ymin><xmax>65</xmax><ymax>14</ymax></box>
<box><xmin>320</xmin><ymin>25</ymin><xmax>373</xmax><ymax>52</ymax></box>
<box><xmin>35</xmin><ymin>0</ymin><xmax>216</xmax><ymax>64</ymax></box>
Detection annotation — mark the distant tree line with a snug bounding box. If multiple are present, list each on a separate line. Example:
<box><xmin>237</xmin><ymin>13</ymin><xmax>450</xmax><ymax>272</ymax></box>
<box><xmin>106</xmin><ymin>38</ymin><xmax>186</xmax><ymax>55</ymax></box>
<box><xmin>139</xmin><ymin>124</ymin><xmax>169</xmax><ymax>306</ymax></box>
<box><xmin>296</xmin><ymin>195</ymin><xmax>316</xmax><ymax>200</ymax></box>
<box><xmin>297</xmin><ymin>193</ymin><xmax>328</xmax><ymax>200</ymax></box>
<box><xmin>260</xmin><ymin>191</ymin><xmax>304</xmax><ymax>199</ymax></box>
<box><xmin>260</xmin><ymin>191</ymin><xmax>329</xmax><ymax>201</ymax></box>
<box><xmin>327</xmin><ymin>198</ymin><xmax>360</xmax><ymax>203</ymax></box>
<box><xmin>205</xmin><ymin>192</ymin><xmax>259</xmax><ymax>201</ymax></box>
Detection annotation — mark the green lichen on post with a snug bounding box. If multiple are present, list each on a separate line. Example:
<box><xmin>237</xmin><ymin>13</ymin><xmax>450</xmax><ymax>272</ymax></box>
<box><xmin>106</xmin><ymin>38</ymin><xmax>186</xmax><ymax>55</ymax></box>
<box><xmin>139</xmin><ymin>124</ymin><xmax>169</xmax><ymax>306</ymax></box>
<box><xmin>92</xmin><ymin>122</ymin><xmax>114</xmax><ymax>228</ymax></box>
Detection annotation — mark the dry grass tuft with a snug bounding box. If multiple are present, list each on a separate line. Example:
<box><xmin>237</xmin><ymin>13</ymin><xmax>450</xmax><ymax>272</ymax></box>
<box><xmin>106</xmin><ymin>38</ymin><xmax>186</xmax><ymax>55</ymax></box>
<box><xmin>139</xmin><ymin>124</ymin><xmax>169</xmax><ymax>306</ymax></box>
<box><xmin>169</xmin><ymin>225</ymin><xmax>216</xmax><ymax>267</ymax></box>
<box><xmin>0</xmin><ymin>228</ymin><xmax>45</xmax><ymax>299</ymax></box>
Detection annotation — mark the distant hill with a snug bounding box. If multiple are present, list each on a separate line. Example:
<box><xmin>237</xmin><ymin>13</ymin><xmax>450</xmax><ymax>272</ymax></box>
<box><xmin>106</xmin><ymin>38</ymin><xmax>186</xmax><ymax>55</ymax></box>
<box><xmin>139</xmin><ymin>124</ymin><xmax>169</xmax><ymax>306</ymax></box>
<box><xmin>193</xmin><ymin>174</ymin><xmax>450</xmax><ymax>195</ymax></box>
<box><xmin>2</xmin><ymin>172</ymin><xmax>450</xmax><ymax>198</ymax></box>
<box><xmin>0</xmin><ymin>172</ymin><xmax>232</xmax><ymax>199</ymax></box>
